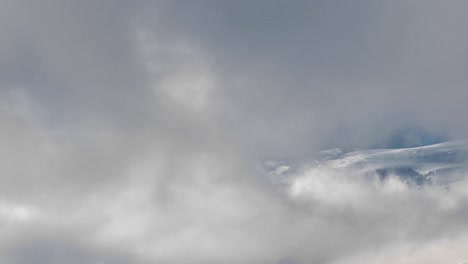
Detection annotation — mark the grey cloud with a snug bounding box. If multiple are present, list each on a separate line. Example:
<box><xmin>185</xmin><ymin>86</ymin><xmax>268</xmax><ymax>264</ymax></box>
<box><xmin>0</xmin><ymin>0</ymin><xmax>149</xmax><ymax>126</ymax></box>
<box><xmin>1</xmin><ymin>233</ymin><xmax>145</xmax><ymax>264</ymax></box>
<box><xmin>0</xmin><ymin>0</ymin><xmax>467</xmax><ymax>263</ymax></box>
<box><xmin>140</xmin><ymin>0</ymin><xmax>468</xmax><ymax>156</ymax></box>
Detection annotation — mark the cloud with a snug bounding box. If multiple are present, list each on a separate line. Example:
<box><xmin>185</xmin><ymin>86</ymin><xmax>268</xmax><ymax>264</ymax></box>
<box><xmin>140</xmin><ymin>0</ymin><xmax>468</xmax><ymax>155</ymax></box>
<box><xmin>0</xmin><ymin>0</ymin><xmax>467</xmax><ymax>263</ymax></box>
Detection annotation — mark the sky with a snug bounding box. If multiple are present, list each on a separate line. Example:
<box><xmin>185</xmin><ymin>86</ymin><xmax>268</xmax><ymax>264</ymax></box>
<box><xmin>0</xmin><ymin>1</ymin><xmax>467</xmax><ymax>263</ymax></box>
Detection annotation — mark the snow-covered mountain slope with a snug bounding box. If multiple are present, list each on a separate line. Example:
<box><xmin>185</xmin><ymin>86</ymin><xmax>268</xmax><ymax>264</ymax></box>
<box><xmin>319</xmin><ymin>139</ymin><xmax>468</xmax><ymax>185</ymax></box>
<box><xmin>267</xmin><ymin>139</ymin><xmax>468</xmax><ymax>187</ymax></box>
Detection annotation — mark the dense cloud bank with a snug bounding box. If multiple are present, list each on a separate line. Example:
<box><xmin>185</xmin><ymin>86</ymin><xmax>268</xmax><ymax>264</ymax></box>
<box><xmin>1</xmin><ymin>1</ymin><xmax>467</xmax><ymax>263</ymax></box>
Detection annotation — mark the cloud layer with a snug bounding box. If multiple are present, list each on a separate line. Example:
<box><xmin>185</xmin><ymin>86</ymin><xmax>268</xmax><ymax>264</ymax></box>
<box><xmin>1</xmin><ymin>1</ymin><xmax>467</xmax><ymax>263</ymax></box>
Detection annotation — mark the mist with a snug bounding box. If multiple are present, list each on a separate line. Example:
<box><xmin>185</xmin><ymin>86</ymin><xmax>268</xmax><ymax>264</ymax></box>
<box><xmin>0</xmin><ymin>1</ymin><xmax>467</xmax><ymax>263</ymax></box>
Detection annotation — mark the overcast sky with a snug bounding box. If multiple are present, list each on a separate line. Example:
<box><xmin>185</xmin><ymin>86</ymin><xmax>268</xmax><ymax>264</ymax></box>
<box><xmin>1</xmin><ymin>1</ymin><xmax>468</xmax><ymax>263</ymax></box>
